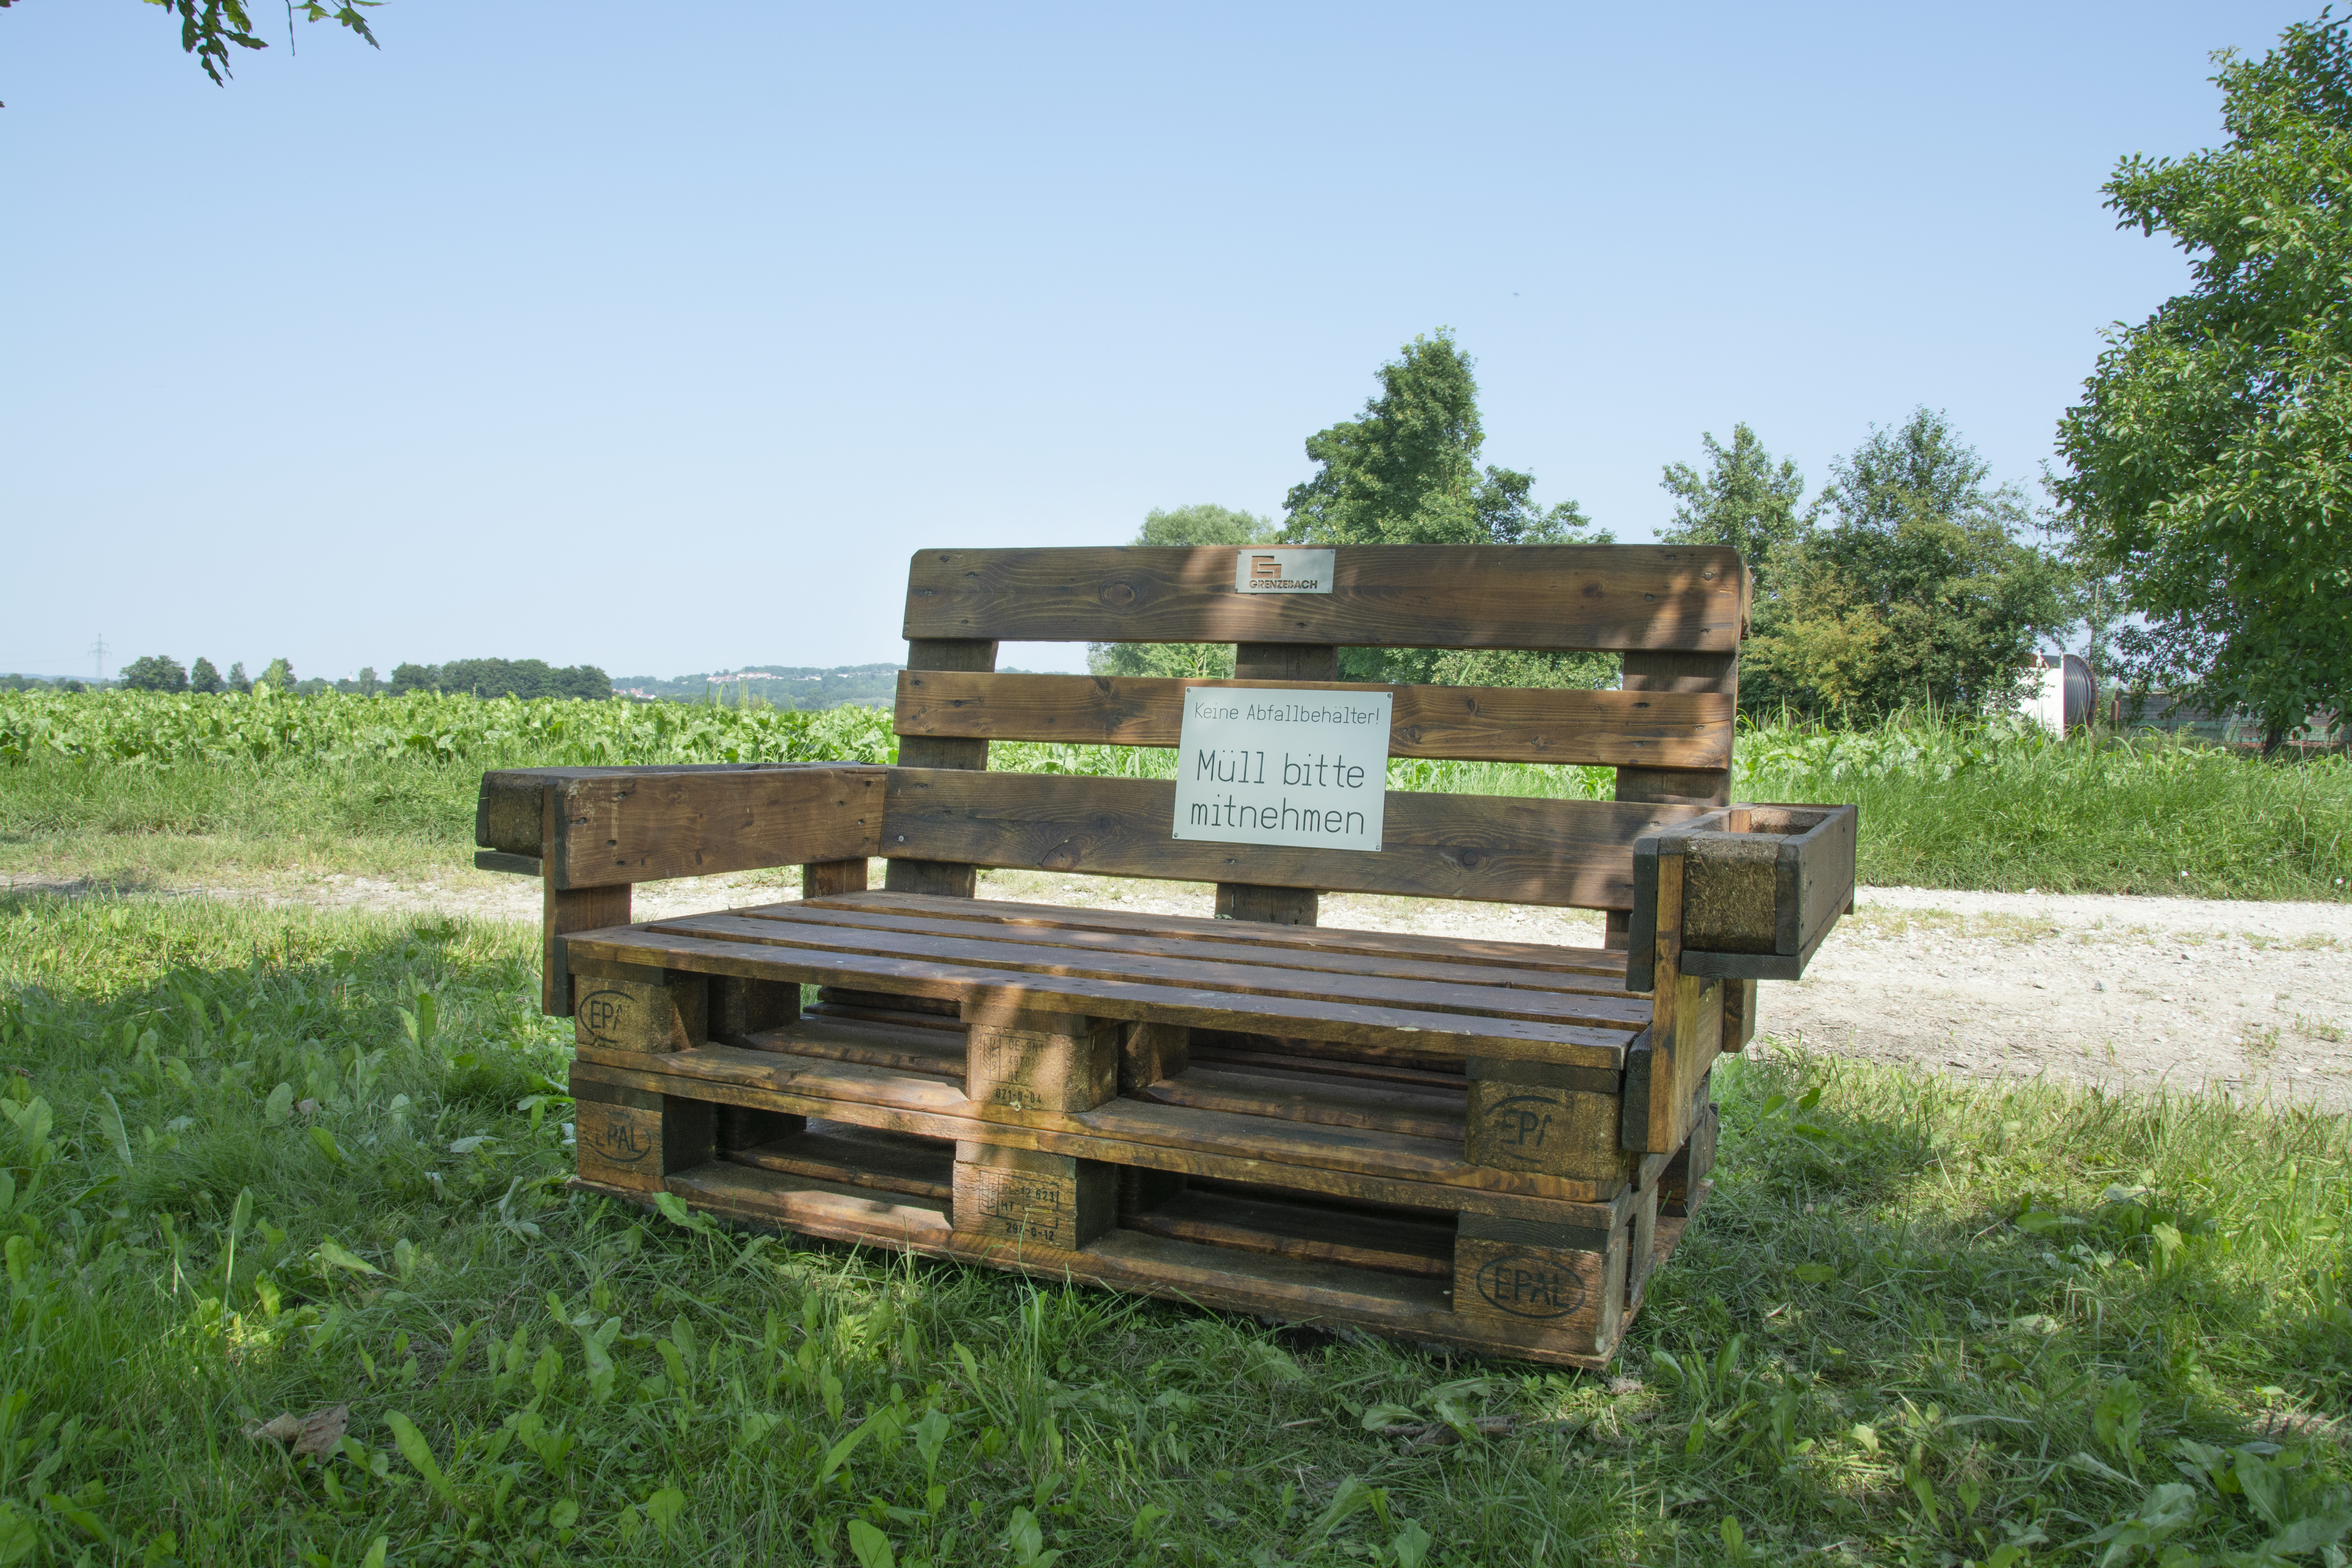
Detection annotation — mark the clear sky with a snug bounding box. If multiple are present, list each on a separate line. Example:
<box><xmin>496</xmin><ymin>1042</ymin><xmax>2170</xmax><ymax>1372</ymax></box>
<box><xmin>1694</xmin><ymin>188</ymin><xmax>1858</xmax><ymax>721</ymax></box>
<box><xmin>0</xmin><ymin>2</ymin><xmax>2313</xmax><ymax>681</ymax></box>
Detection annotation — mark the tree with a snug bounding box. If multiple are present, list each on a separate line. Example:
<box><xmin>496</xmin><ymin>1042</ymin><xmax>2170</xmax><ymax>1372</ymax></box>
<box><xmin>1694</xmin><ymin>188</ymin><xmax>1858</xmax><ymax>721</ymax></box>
<box><xmin>1089</xmin><ymin>505</ymin><xmax>1280</xmax><ymax>679</ymax></box>
<box><xmin>357</xmin><ymin>665</ymin><xmax>379</xmax><ymax>696</ymax></box>
<box><xmin>119</xmin><ymin>655</ymin><xmax>188</xmax><ymax>692</ymax></box>
<box><xmin>1281</xmin><ymin>331</ymin><xmax>1614</xmax><ymax>687</ymax></box>
<box><xmin>260</xmin><ymin>657</ymin><xmax>295</xmax><ymax>690</ymax></box>
<box><xmin>133</xmin><ymin>1</ymin><xmax>382</xmax><ymax>87</ymax></box>
<box><xmin>226</xmin><ymin>661</ymin><xmax>251</xmax><ymax>694</ymax></box>
<box><xmin>2052</xmin><ymin>13</ymin><xmax>2352</xmax><ymax>749</ymax></box>
<box><xmin>1658</xmin><ymin>424</ymin><xmax>1808</xmax><ymax>586</ymax></box>
<box><xmin>189</xmin><ymin>657</ymin><xmax>224</xmax><ymax>693</ymax></box>
<box><xmin>1746</xmin><ymin>409</ymin><xmax>2072</xmax><ymax>719</ymax></box>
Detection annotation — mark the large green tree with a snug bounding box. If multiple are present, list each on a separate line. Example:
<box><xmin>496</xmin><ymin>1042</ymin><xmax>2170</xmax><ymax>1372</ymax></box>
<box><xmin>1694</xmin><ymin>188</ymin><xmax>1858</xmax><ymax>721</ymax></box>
<box><xmin>1281</xmin><ymin>332</ymin><xmax>1613</xmax><ymax>687</ymax></box>
<box><xmin>118</xmin><ymin>654</ymin><xmax>188</xmax><ymax>692</ymax></box>
<box><xmin>1089</xmin><ymin>505</ymin><xmax>1279</xmax><ymax>680</ymax></box>
<box><xmin>2052</xmin><ymin>13</ymin><xmax>2352</xmax><ymax>746</ymax></box>
<box><xmin>1658</xmin><ymin>424</ymin><xmax>1807</xmax><ymax>586</ymax></box>
<box><xmin>1746</xmin><ymin>410</ymin><xmax>2072</xmax><ymax>719</ymax></box>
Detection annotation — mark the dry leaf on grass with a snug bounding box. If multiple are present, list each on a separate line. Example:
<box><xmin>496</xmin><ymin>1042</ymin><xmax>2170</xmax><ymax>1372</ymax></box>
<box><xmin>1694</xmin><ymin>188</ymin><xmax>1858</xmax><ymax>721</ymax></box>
<box><xmin>243</xmin><ymin>1405</ymin><xmax>349</xmax><ymax>1460</ymax></box>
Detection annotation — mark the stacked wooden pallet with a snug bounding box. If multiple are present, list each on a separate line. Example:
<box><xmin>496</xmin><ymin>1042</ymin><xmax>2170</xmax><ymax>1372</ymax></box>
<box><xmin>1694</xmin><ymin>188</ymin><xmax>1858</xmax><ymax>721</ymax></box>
<box><xmin>557</xmin><ymin>890</ymin><xmax>1738</xmax><ymax>1366</ymax></box>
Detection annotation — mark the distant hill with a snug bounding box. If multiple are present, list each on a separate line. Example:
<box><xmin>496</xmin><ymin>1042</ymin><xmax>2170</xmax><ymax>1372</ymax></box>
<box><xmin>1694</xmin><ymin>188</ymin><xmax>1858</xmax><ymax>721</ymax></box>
<box><xmin>611</xmin><ymin>663</ymin><xmax>903</xmax><ymax>710</ymax></box>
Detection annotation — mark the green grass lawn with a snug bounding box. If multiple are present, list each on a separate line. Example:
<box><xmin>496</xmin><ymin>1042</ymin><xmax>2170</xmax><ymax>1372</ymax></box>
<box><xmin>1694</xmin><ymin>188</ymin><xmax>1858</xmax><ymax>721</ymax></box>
<box><xmin>4</xmin><ymin>892</ymin><xmax>2349</xmax><ymax>1566</ymax></box>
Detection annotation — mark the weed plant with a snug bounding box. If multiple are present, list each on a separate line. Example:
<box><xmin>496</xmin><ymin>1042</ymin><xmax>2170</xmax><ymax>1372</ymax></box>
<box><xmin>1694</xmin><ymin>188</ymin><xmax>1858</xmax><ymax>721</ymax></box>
<box><xmin>7</xmin><ymin>693</ymin><xmax>2347</xmax><ymax>901</ymax></box>
<box><xmin>3</xmin><ymin>892</ymin><xmax>2350</xmax><ymax>1564</ymax></box>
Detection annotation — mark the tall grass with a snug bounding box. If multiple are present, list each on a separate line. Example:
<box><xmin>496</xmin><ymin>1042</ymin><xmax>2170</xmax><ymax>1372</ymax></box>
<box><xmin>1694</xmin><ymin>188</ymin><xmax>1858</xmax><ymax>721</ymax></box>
<box><xmin>3</xmin><ymin>892</ymin><xmax>2348</xmax><ymax>1564</ymax></box>
<box><xmin>2</xmin><ymin>692</ymin><xmax>2345</xmax><ymax>901</ymax></box>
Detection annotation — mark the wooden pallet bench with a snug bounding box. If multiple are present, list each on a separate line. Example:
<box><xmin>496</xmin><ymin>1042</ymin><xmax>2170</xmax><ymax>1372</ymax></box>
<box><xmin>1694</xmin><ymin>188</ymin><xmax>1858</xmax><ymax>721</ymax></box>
<box><xmin>478</xmin><ymin>544</ymin><xmax>1855</xmax><ymax>1367</ymax></box>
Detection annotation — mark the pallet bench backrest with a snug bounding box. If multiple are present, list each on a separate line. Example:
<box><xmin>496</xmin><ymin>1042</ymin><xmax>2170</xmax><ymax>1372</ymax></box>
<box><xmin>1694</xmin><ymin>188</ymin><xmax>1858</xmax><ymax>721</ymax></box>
<box><xmin>485</xmin><ymin>544</ymin><xmax>1753</xmax><ymax>921</ymax></box>
<box><xmin>879</xmin><ymin>543</ymin><xmax>1750</xmax><ymax>926</ymax></box>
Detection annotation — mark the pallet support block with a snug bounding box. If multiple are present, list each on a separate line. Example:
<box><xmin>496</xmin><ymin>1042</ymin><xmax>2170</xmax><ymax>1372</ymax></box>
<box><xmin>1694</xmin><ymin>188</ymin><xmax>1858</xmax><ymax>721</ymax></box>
<box><xmin>571</xmin><ymin>959</ymin><xmax>707</xmax><ymax>1054</ymax></box>
<box><xmin>953</xmin><ymin>1142</ymin><xmax>1116</xmax><ymax>1250</ymax></box>
<box><xmin>571</xmin><ymin>1074</ymin><xmax>715</xmax><ymax>1192</ymax></box>
<box><xmin>1661</xmin><ymin>1100</ymin><xmax>1719</xmax><ymax>1219</ymax></box>
<box><xmin>1464</xmin><ymin>1057</ymin><xmax>1634</xmax><ymax>1188</ymax></box>
<box><xmin>1121</xmin><ymin>1022</ymin><xmax>1190</xmax><ymax>1093</ymax></box>
<box><xmin>965</xmin><ymin>1005</ymin><xmax>1119</xmax><ymax>1112</ymax></box>
<box><xmin>1454</xmin><ymin>1210</ymin><xmax>1628</xmax><ymax>1357</ymax></box>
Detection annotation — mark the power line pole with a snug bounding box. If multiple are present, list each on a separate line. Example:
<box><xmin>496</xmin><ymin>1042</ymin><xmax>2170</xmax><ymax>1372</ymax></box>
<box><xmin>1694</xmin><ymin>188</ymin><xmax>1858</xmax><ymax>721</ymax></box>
<box><xmin>89</xmin><ymin>633</ymin><xmax>107</xmax><ymax>683</ymax></box>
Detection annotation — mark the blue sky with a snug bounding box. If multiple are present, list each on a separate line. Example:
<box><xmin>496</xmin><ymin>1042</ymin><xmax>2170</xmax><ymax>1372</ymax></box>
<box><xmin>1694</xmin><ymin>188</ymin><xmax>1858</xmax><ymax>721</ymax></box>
<box><xmin>0</xmin><ymin>2</ymin><xmax>2313</xmax><ymax>679</ymax></box>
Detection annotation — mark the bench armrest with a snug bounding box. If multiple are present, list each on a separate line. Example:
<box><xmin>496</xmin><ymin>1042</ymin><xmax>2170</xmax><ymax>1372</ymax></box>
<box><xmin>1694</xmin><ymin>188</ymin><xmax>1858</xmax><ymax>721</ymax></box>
<box><xmin>475</xmin><ymin>762</ymin><xmax>887</xmax><ymax>887</ymax></box>
<box><xmin>1625</xmin><ymin>802</ymin><xmax>1859</xmax><ymax>989</ymax></box>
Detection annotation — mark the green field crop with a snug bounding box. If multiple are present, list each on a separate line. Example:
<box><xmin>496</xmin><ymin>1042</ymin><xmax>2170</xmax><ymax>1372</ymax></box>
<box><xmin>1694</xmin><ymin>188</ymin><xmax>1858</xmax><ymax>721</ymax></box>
<box><xmin>3</xmin><ymin>892</ymin><xmax>2349</xmax><ymax>1564</ymax></box>
<box><xmin>3</xmin><ymin>692</ymin><xmax>2346</xmax><ymax>901</ymax></box>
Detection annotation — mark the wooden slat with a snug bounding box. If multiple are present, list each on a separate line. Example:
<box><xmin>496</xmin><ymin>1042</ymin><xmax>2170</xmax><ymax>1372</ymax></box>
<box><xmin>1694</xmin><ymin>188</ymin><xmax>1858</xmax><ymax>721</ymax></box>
<box><xmin>642</xmin><ymin>911</ymin><xmax>1651</xmax><ymax>1033</ymax></box>
<box><xmin>570</xmin><ymin>1046</ymin><xmax>1631</xmax><ymax>1214</ymax></box>
<box><xmin>880</xmin><ymin>768</ymin><xmax>1704</xmax><ymax>911</ymax></box>
<box><xmin>895</xmin><ymin>672</ymin><xmax>1734</xmax><ymax>769</ymax></box>
<box><xmin>731</xmin><ymin>900</ymin><xmax>1641</xmax><ymax>998</ymax></box>
<box><xmin>729</xmin><ymin>1120</ymin><xmax>955</xmax><ymax>1200</ymax></box>
<box><xmin>1125</xmin><ymin>1181</ymin><xmax>1457</xmax><ymax>1279</ymax></box>
<box><xmin>544</xmin><ymin>766</ymin><xmax>886</xmax><ymax>889</ymax></box>
<box><xmin>902</xmin><ymin>546</ymin><xmax>1745</xmax><ymax>652</ymax></box>
<box><xmin>1138</xmin><ymin>1065</ymin><xmax>1466</xmax><ymax>1142</ymax></box>
<box><xmin>655</xmin><ymin>1160</ymin><xmax>1618</xmax><ymax>1365</ymax></box>
<box><xmin>809</xmin><ymin>890</ymin><xmax>1629</xmax><ymax>977</ymax></box>
<box><xmin>565</xmin><ymin>922</ymin><xmax>1634</xmax><ymax>1066</ymax></box>
<box><xmin>479</xmin><ymin>763</ymin><xmax>842</xmax><ymax>858</ymax></box>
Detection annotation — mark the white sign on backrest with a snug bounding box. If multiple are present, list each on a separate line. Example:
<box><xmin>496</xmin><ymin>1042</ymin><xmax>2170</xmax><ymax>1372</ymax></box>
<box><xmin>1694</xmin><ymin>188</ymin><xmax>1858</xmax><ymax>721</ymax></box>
<box><xmin>1171</xmin><ymin>687</ymin><xmax>1391</xmax><ymax>851</ymax></box>
<box><xmin>1233</xmin><ymin>548</ymin><xmax>1335</xmax><ymax>595</ymax></box>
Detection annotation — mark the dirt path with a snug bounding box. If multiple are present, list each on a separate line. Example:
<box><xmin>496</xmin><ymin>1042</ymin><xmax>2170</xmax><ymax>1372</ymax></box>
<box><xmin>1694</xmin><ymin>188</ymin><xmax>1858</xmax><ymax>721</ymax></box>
<box><xmin>13</xmin><ymin>866</ymin><xmax>2348</xmax><ymax>1108</ymax></box>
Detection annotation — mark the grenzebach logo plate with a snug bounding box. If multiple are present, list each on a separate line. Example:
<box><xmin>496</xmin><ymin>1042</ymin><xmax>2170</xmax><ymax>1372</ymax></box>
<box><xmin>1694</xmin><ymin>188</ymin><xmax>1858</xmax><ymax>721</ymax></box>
<box><xmin>1474</xmin><ymin>1254</ymin><xmax>1588</xmax><ymax>1319</ymax></box>
<box><xmin>577</xmin><ymin>989</ymin><xmax>633</xmax><ymax>1048</ymax></box>
<box><xmin>1233</xmin><ymin>547</ymin><xmax>1335</xmax><ymax>594</ymax></box>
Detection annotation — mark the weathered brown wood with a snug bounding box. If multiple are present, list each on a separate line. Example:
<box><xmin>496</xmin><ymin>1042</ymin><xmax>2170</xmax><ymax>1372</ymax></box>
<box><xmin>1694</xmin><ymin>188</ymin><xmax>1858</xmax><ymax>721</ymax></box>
<box><xmin>1464</xmin><ymin>1072</ymin><xmax>1634</xmax><ymax>1184</ymax></box>
<box><xmin>716</xmin><ymin>1103</ymin><xmax>807</xmax><ymax>1152</ymax></box>
<box><xmin>744</xmin><ymin>1013</ymin><xmax>967</xmax><ymax>1078</ymax></box>
<box><xmin>1453</xmin><ymin>1229</ymin><xmax>1627</xmax><ymax>1355</ymax></box>
<box><xmin>1138</xmin><ymin>1065</ymin><xmax>1466</xmax><ymax>1143</ymax></box>
<box><xmin>568</xmin><ymin>1047</ymin><xmax>1635</xmax><ymax>1215</ymax></box>
<box><xmin>545</xmin><ymin>766</ymin><xmax>885</xmax><ymax>889</ymax></box>
<box><xmin>570</xmin><ymin>925</ymin><xmax>1634</xmax><ymax>1068</ymax></box>
<box><xmin>728</xmin><ymin>1120</ymin><xmax>952</xmax><ymax>1201</ymax></box>
<box><xmin>887</xmin><ymin>639</ymin><xmax>994</xmax><ymax>902</ymax></box>
<box><xmin>569</xmin><ymin>1072</ymin><xmax>714</xmax><ymax>1191</ymax></box>
<box><xmin>765</xmin><ymin>900</ymin><xmax>1639</xmax><ymax>999</ymax></box>
<box><xmin>709</xmin><ymin>974</ymin><xmax>799</xmax><ymax>1044</ymax></box>
<box><xmin>963</xmin><ymin>1007</ymin><xmax>1119</xmax><ymax>1113</ymax></box>
<box><xmin>1125</xmin><ymin>1181</ymin><xmax>1455</xmax><ymax>1278</ymax></box>
<box><xmin>666</xmin><ymin>909</ymin><xmax>1651</xmax><ymax>1033</ymax></box>
<box><xmin>902</xmin><ymin>545</ymin><xmax>1745</xmax><ymax>652</ymax></box>
<box><xmin>1608</xmin><ymin>648</ymin><xmax>1738</xmax><ymax>949</ymax></box>
<box><xmin>801</xmin><ymin>859</ymin><xmax>870</xmax><ymax>898</ymax></box>
<box><xmin>543</xmin><ymin>884</ymin><xmax>632</xmax><ymax>1019</ymax></box>
<box><xmin>573</xmin><ymin>920</ymin><xmax>1639</xmax><ymax>1065</ymax></box>
<box><xmin>882</xmin><ymin>768</ymin><xmax>1703</xmax><ymax>910</ymax></box>
<box><xmin>953</xmin><ymin>1142</ymin><xmax>1116</xmax><ymax>1250</ymax></box>
<box><xmin>1722</xmin><ymin>977</ymin><xmax>1757</xmax><ymax>1053</ymax></box>
<box><xmin>810</xmin><ymin>890</ymin><xmax>1628</xmax><ymax>977</ymax></box>
<box><xmin>652</xmin><ymin>1159</ymin><xmax>1621</xmax><ymax>1367</ymax></box>
<box><xmin>1623</xmin><ymin>1182</ymin><xmax>1662</xmax><ymax>1314</ymax></box>
<box><xmin>570</xmin><ymin>958</ymin><xmax>707</xmax><ymax>1053</ymax></box>
<box><xmin>1661</xmin><ymin>1098</ymin><xmax>1718</xmax><ymax>1218</ymax></box>
<box><xmin>475</xmin><ymin>850</ymin><xmax>542</xmax><ymax>877</ymax></box>
<box><xmin>1120</xmin><ymin>1021</ymin><xmax>1189</xmax><ymax>1092</ymax></box>
<box><xmin>894</xmin><ymin>671</ymin><xmax>1735</xmax><ymax>768</ymax></box>
<box><xmin>482</xmin><ymin>763</ymin><xmax>855</xmax><ymax>857</ymax></box>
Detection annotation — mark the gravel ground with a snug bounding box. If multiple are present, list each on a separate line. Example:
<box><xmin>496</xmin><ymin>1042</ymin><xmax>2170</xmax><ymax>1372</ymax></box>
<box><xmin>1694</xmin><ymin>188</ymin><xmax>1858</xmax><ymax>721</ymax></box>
<box><xmin>12</xmin><ymin>865</ymin><xmax>2348</xmax><ymax>1108</ymax></box>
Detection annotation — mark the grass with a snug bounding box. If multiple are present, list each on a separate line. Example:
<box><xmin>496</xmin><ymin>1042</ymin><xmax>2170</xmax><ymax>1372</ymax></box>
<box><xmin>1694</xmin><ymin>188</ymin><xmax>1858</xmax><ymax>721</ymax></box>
<box><xmin>5</xmin><ymin>891</ymin><xmax>2351</xmax><ymax>1565</ymax></box>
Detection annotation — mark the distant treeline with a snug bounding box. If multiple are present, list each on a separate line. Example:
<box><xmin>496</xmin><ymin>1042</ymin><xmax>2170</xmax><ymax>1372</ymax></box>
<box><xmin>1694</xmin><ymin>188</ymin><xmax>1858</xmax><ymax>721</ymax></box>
<box><xmin>389</xmin><ymin>659</ymin><xmax>611</xmax><ymax>700</ymax></box>
<box><xmin>612</xmin><ymin>663</ymin><xmax>901</xmax><ymax>710</ymax></box>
